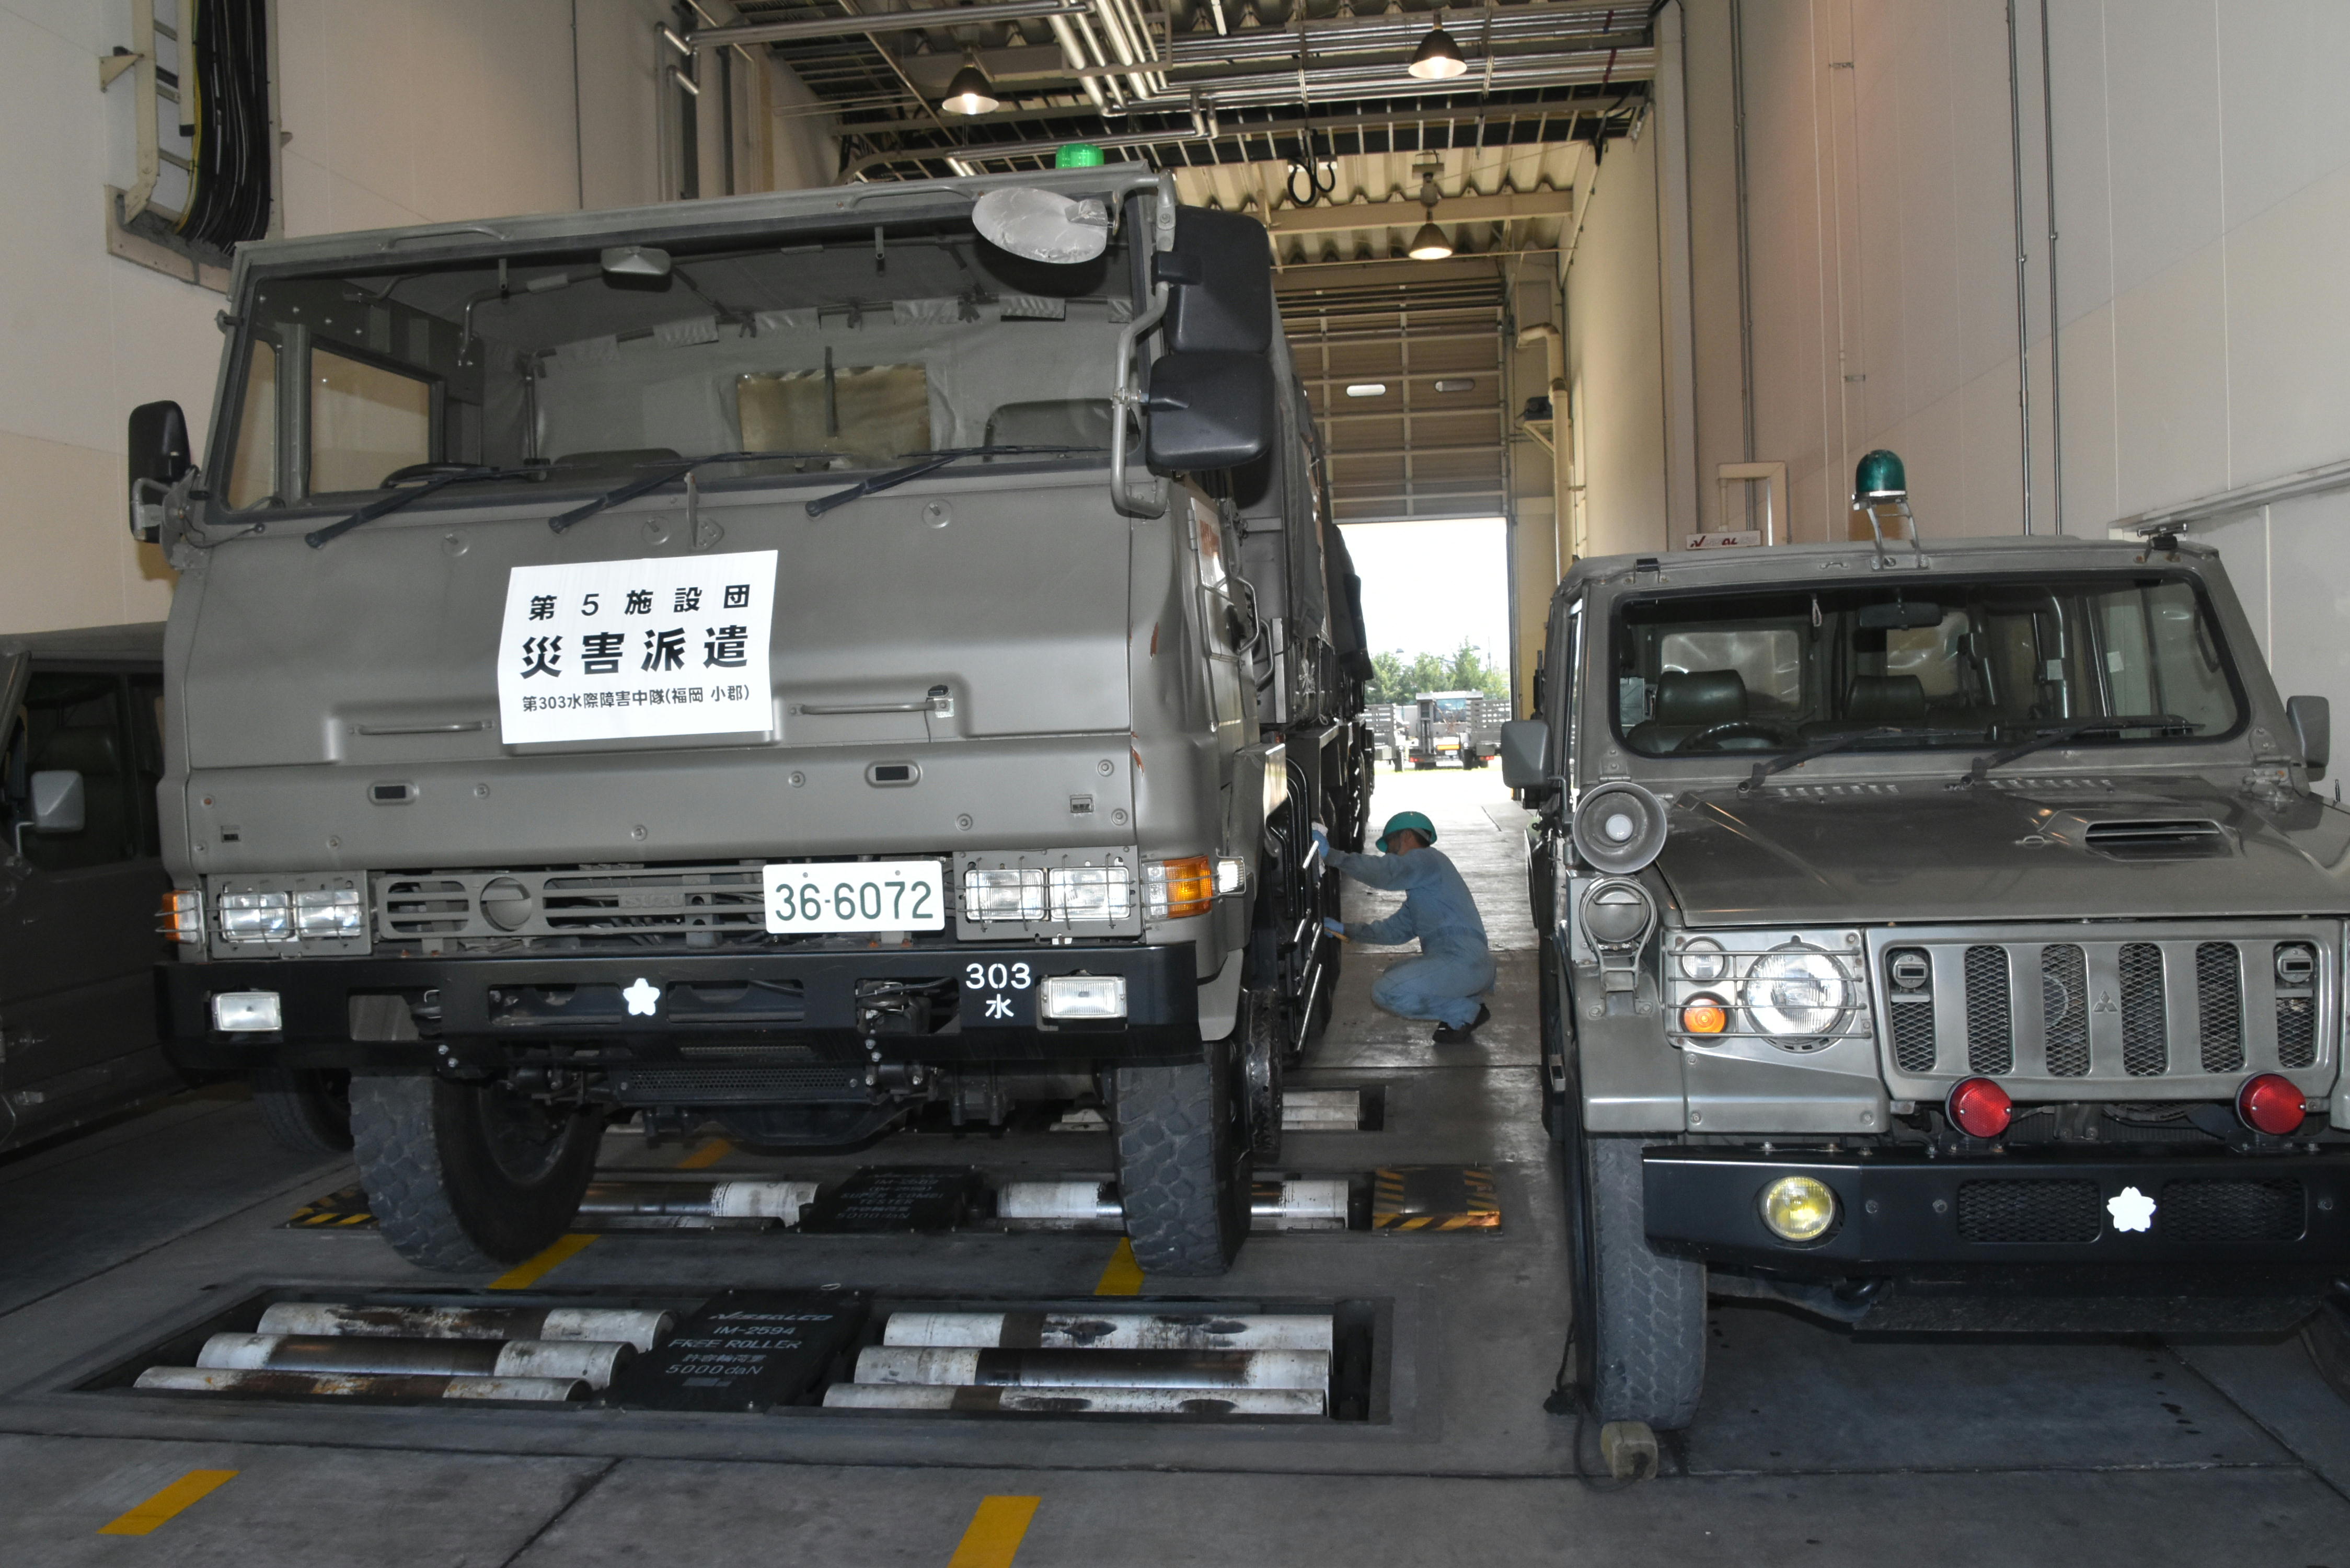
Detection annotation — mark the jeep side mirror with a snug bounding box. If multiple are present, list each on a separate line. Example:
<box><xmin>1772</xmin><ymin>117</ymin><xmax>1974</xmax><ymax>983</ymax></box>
<box><xmin>126</xmin><ymin>400</ymin><xmax>192</xmax><ymax>543</ymax></box>
<box><xmin>30</xmin><ymin>770</ymin><xmax>85</xmax><ymax>835</ymax></box>
<box><xmin>2289</xmin><ymin>695</ymin><xmax>2330</xmax><ymax>780</ymax></box>
<box><xmin>1144</xmin><ymin>351</ymin><xmax>1276</xmax><ymax>472</ymax></box>
<box><xmin>1499</xmin><ymin>719</ymin><xmax>1549</xmax><ymax>789</ymax></box>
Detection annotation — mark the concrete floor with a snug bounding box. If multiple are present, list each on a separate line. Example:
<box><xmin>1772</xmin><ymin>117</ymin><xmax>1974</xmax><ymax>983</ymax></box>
<box><xmin>5</xmin><ymin>768</ymin><xmax>2350</xmax><ymax>1564</ymax></box>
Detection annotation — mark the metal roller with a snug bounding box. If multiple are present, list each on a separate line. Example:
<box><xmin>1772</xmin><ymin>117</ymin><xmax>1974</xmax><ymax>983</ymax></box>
<box><xmin>198</xmin><ymin>1333</ymin><xmax>633</xmax><ymax>1390</ymax></box>
<box><xmin>995</xmin><ymin>1179</ymin><xmax>1119</xmax><ymax>1224</ymax></box>
<box><xmin>1280</xmin><ymin>1089</ymin><xmax>1363</xmax><ymax>1128</ymax></box>
<box><xmin>575</xmin><ymin>1179</ymin><xmax>819</xmax><ymax>1224</ymax></box>
<box><xmin>822</xmin><ymin>1382</ymin><xmax>1326</xmax><ymax>1416</ymax></box>
<box><xmin>1252</xmin><ymin>1179</ymin><xmax>1350</xmax><ymax>1230</ymax></box>
<box><xmin>135</xmin><ymin>1366</ymin><xmax>589</xmax><ymax>1402</ymax></box>
<box><xmin>882</xmin><ymin>1310</ymin><xmax>1335</xmax><ymax>1352</ymax></box>
<box><xmin>254</xmin><ymin>1302</ymin><xmax>674</xmax><ymax>1352</ymax></box>
<box><xmin>852</xmin><ymin>1345</ymin><xmax>1330</xmax><ymax>1391</ymax></box>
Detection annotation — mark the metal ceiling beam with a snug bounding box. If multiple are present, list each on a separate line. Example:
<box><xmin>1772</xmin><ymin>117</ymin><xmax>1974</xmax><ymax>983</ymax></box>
<box><xmin>688</xmin><ymin>0</ymin><xmax>1096</xmax><ymax>49</ymax></box>
<box><xmin>1264</xmin><ymin>189</ymin><xmax>1573</xmax><ymax>236</ymax></box>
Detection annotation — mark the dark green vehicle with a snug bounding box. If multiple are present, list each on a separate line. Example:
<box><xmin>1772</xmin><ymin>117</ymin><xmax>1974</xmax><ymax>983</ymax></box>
<box><xmin>125</xmin><ymin>165</ymin><xmax>1370</xmax><ymax>1274</ymax></box>
<box><xmin>1505</xmin><ymin>478</ymin><xmax>2347</xmax><ymax>1433</ymax></box>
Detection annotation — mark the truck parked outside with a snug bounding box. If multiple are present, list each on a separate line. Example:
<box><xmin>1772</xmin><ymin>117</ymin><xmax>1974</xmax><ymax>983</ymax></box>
<box><xmin>1408</xmin><ymin>690</ymin><xmax>1502</xmax><ymax>769</ymax></box>
<box><xmin>1505</xmin><ymin>479</ymin><xmax>2349</xmax><ymax>1433</ymax></box>
<box><xmin>126</xmin><ymin>165</ymin><xmax>1369</xmax><ymax>1275</ymax></box>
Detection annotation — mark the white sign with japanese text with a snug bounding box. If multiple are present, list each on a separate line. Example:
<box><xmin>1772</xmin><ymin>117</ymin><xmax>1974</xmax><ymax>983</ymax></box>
<box><xmin>497</xmin><ymin>550</ymin><xmax>778</xmax><ymax>745</ymax></box>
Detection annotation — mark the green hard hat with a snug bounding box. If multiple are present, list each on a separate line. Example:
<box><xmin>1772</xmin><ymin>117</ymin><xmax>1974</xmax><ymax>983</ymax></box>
<box><xmin>1377</xmin><ymin>810</ymin><xmax>1437</xmax><ymax>852</ymax></box>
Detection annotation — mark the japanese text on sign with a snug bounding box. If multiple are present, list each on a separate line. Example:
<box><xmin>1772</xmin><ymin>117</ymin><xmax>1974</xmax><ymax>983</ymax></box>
<box><xmin>498</xmin><ymin>551</ymin><xmax>777</xmax><ymax>744</ymax></box>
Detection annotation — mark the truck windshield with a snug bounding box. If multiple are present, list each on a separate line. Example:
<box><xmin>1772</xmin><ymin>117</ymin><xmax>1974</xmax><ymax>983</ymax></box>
<box><xmin>215</xmin><ymin>226</ymin><xmax>1135</xmax><ymax>510</ymax></box>
<box><xmin>1432</xmin><ymin>698</ymin><xmax>1469</xmax><ymax>721</ymax></box>
<box><xmin>1612</xmin><ymin>572</ymin><xmax>2243</xmax><ymax>757</ymax></box>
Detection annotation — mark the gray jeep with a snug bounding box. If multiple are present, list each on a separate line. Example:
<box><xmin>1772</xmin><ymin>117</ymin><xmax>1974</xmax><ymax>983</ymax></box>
<box><xmin>128</xmin><ymin>165</ymin><xmax>1369</xmax><ymax>1274</ymax></box>
<box><xmin>1505</xmin><ymin>482</ymin><xmax>2348</xmax><ymax>1431</ymax></box>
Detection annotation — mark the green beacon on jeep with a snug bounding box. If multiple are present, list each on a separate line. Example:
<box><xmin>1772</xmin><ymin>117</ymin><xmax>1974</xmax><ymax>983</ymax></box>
<box><xmin>1505</xmin><ymin>452</ymin><xmax>2348</xmax><ymax>1432</ymax></box>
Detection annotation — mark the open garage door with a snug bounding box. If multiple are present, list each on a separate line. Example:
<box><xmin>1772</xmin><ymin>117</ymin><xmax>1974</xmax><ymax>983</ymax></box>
<box><xmin>1278</xmin><ymin>270</ymin><xmax>1510</xmax><ymax>525</ymax></box>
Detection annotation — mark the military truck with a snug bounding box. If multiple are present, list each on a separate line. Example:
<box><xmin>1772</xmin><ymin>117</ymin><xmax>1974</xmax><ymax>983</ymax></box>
<box><xmin>1409</xmin><ymin>689</ymin><xmax>1502</xmax><ymax>769</ymax></box>
<box><xmin>1503</xmin><ymin>471</ymin><xmax>2348</xmax><ymax>1433</ymax></box>
<box><xmin>126</xmin><ymin>164</ymin><xmax>1370</xmax><ymax>1275</ymax></box>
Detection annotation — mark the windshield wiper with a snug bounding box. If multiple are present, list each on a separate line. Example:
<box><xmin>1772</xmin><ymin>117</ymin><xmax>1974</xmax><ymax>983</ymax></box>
<box><xmin>305</xmin><ymin>464</ymin><xmax>545</xmax><ymax>548</ymax></box>
<box><xmin>804</xmin><ymin>445</ymin><xmax>1103</xmax><ymax>519</ymax></box>
<box><xmin>1740</xmin><ymin>726</ymin><xmax>1982</xmax><ymax>793</ymax></box>
<box><xmin>1956</xmin><ymin>714</ymin><xmax>2198</xmax><ymax>787</ymax></box>
<box><xmin>548</xmin><ymin>450</ymin><xmax>835</xmax><ymax>534</ymax></box>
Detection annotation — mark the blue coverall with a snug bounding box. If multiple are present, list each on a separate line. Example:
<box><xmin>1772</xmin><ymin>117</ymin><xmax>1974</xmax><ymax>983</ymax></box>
<box><xmin>1329</xmin><ymin>844</ymin><xmax>1496</xmax><ymax>1029</ymax></box>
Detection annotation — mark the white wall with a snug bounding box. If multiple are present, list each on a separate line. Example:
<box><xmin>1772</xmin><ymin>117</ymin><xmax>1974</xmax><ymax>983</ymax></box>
<box><xmin>1563</xmin><ymin>127</ymin><xmax>1671</xmax><ymax>559</ymax></box>
<box><xmin>0</xmin><ymin>0</ymin><xmax>825</xmax><ymax>638</ymax></box>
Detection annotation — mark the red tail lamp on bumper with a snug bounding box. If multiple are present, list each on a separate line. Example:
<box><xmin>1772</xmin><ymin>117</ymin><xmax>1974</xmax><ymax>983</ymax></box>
<box><xmin>1946</xmin><ymin>1077</ymin><xmax>2012</xmax><ymax>1138</ymax></box>
<box><xmin>2239</xmin><ymin>1074</ymin><xmax>2308</xmax><ymax>1136</ymax></box>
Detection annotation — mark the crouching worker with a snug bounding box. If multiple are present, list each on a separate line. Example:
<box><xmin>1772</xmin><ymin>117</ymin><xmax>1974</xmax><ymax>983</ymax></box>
<box><xmin>1317</xmin><ymin>810</ymin><xmax>1496</xmax><ymax>1044</ymax></box>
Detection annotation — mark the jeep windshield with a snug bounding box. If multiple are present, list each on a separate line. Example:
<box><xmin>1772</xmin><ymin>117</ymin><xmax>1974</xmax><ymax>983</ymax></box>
<box><xmin>1611</xmin><ymin>572</ymin><xmax>2243</xmax><ymax>757</ymax></box>
<box><xmin>210</xmin><ymin>223</ymin><xmax>1136</xmax><ymax>514</ymax></box>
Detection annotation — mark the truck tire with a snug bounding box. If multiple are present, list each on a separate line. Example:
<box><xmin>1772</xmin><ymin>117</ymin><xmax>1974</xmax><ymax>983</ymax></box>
<box><xmin>1114</xmin><ymin>1042</ymin><xmax>1251</xmax><ymax>1276</ymax></box>
<box><xmin>251</xmin><ymin>1066</ymin><xmax>353</xmax><ymax>1155</ymax></box>
<box><xmin>350</xmin><ymin>1072</ymin><xmax>602</xmax><ymax>1272</ymax></box>
<box><xmin>1241</xmin><ymin>986</ymin><xmax>1284</xmax><ymax>1162</ymax></box>
<box><xmin>1585</xmin><ymin>1135</ymin><xmax>1707</xmax><ymax>1429</ymax></box>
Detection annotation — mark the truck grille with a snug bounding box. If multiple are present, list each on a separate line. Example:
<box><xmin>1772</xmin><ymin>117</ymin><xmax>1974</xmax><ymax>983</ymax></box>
<box><xmin>1956</xmin><ymin>1179</ymin><xmax>2102</xmax><ymax>1244</ymax></box>
<box><xmin>2158</xmin><ymin>1178</ymin><xmax>2304</xmax><ymax>1243</ymax></box>
<box><xmin>379</xmin><ymin>865</ymin><xmax>769</xmax><ymax>941</ymax></box>
<box><xmin>1951</xmin><ymin>1177</ymin><xmax>2306</xmax><ymax>1244</ymax></box>
<box><xmin>1870</xmin><ymin>924</ymin><xmax>2336</xmax><ymax>1096</ymax></box>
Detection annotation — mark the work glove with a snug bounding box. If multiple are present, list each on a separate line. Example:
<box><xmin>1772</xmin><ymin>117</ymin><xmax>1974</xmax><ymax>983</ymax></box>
<box><xmin>1310</xmin><ymin>822</ymin><xmax>1331</xmax><ymax>862</ymax></box>
<box><xmin>1323</xmin><ymin>916</ymin><xmax>1345</xmax><ymax>938</ymax></box>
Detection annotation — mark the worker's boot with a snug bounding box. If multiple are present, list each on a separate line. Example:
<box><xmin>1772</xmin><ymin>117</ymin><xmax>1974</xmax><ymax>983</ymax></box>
<box><xmin>1431</xmin><ymin>1004</ymin><xmax>1491</xmax><ymax>1045</ymax></box>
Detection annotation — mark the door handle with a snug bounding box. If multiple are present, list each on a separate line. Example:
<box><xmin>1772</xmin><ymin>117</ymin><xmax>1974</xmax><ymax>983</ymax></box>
<box><xmin>796</xmin><ymin>685</ymin><xmax>953</xmax><ymax>719</ymax></box>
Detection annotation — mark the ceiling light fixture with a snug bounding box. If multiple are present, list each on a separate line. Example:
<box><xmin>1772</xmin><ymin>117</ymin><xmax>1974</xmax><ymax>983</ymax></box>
<box><xmin>942</xmin><ymin>56</ymin><xmax>1000</xmax><ymax>116</ymax></box>
<box><xmin>1408</xmin><ymin>165</ymin><xmax>1453</xmax><ymax>260</ymax></box>
<box><xmin>1407</xmin><ymin>21</ymin><xmax>1468</xmax><ymax>81</ymax></box>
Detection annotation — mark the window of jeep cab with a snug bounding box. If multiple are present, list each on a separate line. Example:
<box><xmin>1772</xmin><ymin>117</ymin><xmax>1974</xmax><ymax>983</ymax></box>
<box><xmin>1612</xmin><ymin>574</ymin><xmax>2243</xmax><ymax>756</ymax></box>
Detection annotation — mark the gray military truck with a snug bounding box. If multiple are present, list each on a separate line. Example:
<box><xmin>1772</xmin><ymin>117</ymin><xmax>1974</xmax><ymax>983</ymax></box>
<box><xmin>1503</xmin><ymin>475</ymin><xmax>2347</xmax><ymax>1434</ymax></box>
<box><xmin>125</xmin><ymin>163</ymin><xmax>1369</xmax><ymax>1275</ymax></box>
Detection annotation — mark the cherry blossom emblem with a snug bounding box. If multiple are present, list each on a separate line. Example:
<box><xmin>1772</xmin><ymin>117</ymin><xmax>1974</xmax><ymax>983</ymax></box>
<box><xmin>622</xmin><ymin>977</ymin><xmax>662</xmax><ymax>1017</ymax></box>
<box><xmin>2106</xmin><ymin>1185</ymin><xmax>2156</xmax><ymax>1233</ymax></box>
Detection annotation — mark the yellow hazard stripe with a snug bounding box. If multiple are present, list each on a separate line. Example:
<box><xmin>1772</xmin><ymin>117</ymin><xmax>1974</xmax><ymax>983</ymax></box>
<box><xmin>948</xmin><ymin>1496</ymin><xmax>1040</xmax><ymax>1568</ymax></box>
<box><xmin>98</xmin><ymin>1469</ymin><xmax>238</xmax><ymax>1535</ymax></box>
<box><xmin>489</xmin><ymin>1232</ymin><xmax>599</xmax><ymax>1290</ymax></box>
<box><xmin>1094</xmin><ymin>1237</ymin><xmax>1144</xmax><ymax>1296</ymax></box>
<box><xmin>676</xmin><ymin>1137</ymin><xmax>734</xmax><ymax>1170</ymax></box>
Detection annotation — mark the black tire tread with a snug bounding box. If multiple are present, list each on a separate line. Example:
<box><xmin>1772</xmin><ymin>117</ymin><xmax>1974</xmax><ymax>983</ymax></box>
<box><xmin>251</xmin><ymin>1066</ymin><xmax>352</xmax><ymax>1155</ymax></box>
<box><xmin>1587</xmin><ymin>1135</ymin><xmax>1707</xmax><ymax>1429</ymax></box>
<box><xmin>1115</xmin><ymin>1057</ymin><xmax>1246</xmax><ymax>1276</ymax></box>
<box><xmin>350</xmin><ymin>1073</ymin><xmax>598</xmax><ymax>1272</ymax></box>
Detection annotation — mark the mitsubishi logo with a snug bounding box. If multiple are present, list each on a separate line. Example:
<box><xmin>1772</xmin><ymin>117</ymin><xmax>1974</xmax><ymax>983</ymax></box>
<box><xmin>621</xmin><ymin>977</ymin><xmax>662</xmax><ymax>1017</ymax></box>
<box><xmin>2092</xmin><ymin>989</ymin><xmax>2119</xmax><ymax>1014</ymax></box>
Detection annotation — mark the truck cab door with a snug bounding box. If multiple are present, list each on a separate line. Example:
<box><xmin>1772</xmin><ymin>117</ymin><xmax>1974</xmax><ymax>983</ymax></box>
<box><xmin>0</xmin><ymin>666</ymin><xmax>176</xmax><ymax>1147</ymax></box>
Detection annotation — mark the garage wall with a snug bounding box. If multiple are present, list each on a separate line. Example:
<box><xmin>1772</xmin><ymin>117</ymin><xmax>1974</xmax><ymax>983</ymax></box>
<box><xmin>1562</xmin><ymin>124</ymin><xmax>1671</xmax><ymax>560</ymax></box>
<box><xmin>1</xmin><ymin>0</ymin><xmax>836</xmax><ymax>640</ymax></box>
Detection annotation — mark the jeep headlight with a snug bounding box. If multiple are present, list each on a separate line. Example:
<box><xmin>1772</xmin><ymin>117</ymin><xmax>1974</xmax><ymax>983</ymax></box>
<box><xmin>294</xmin><ymin>886</ymin><xmax>365</xmax><ymax>938</ymax></box>
<box><xmin>216</xmin><ymin>891</ymin><xmax>292</xmax><ymax>943</ymax></box>
<box><xmin>1741</xmin><ymin>943</ymin><xmax>1848</xmax><ymax>1036</ymax></box>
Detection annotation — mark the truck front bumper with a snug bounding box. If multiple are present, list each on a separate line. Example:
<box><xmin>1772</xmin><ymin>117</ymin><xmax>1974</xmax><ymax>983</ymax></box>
<box><xmin>161</xmin><ymin>942</ymin><xmax>1199</xmax><ymax>1074</ymax></box>
<box><xmin>1643</xmin><ymin>1146</ymin><xmax>2350</xmax><ymax>1272</ymax></box>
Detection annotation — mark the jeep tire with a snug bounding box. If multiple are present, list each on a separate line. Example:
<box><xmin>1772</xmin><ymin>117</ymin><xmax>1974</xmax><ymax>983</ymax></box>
<box><xmin>1114</xmin><ymin>1040</ymin><xmax>1251</xmax><ymax>1276</ymax></box>
<box><xmin>350</xmin><ymin>1072</ymin><xmax>602</xmax><ymax>1272</ymax></box>
<box><xmin>1584</xmin><ymin>1135</ymin><xmax>1707</xmax><ymax>1429</ymax></box>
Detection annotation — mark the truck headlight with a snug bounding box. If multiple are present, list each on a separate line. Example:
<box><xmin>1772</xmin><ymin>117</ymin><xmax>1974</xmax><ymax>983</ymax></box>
<box><xmin>1214</xmin><ymin>857</ymin><xmax>1247</xmax><ymax>896</ymax></box>
<box><xmin>963</xmin><ymin>868</ymin><xmax>1046</xmax><ymax>922</ymax></box>
<box><xmin>211</xmin><ymin>991</ymin><xmax>283</xmax><ymax>1032</ymax></box>
<box><xmin>216</xmin><ymin>891</ymin><xmax>292</xmax><ymax>942</ymax></box>
<box><xmin>1741</xmin><ymin>943</ymin><xmax>1847</xmax><ymax>1036</ymax></box>
<box><xmin>1047</xmin><ymin>864</ymin><xmax>1133</xmax><ymax>923</ymax></box>
<box><xmin>294</xmin><ymin>886</ymin><xmax>365</xmax><ymax>937</ymax></box>
<box><xmin>1041</xmin><ymin>975</ymin><xmax>1126</xmax><ymax>1021</ymax></box>
<box><xmin>1759</xmin><ymin>1174</ymin><xmax>1838</xmax><ymax>1242</ymax></box>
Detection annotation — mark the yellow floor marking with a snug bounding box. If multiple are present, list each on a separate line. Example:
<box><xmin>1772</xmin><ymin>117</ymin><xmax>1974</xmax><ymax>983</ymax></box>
<box><xmin>1093</xmin><ymin>1237</ymin><xmax>1144</xmax><ymax>1296</ymax></box>
<box><xmin>947</xmin><ymin>1496</ymin><xmax>1040</xmax><ymax>1568</ymax></box>
<box><xmin>489</xmin><ymin>1232</ymin><xmax>599</xmax><ymax>1290</ymax></box>
<box><xmin>675</xmin><ymin>1137</ymin><xmax>734</xmax><ymax>1170</ymax></box>
<box><xmin>97</xmin><ymin>1469</ymin><xmax>238</xmax><ymax>1536</ymax></box>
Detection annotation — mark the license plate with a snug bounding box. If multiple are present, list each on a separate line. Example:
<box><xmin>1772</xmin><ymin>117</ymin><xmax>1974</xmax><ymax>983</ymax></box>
<box><xmin>763</xmin><ymin>860</ymin><xmax>946</xmax><ymax>933</ymax></box>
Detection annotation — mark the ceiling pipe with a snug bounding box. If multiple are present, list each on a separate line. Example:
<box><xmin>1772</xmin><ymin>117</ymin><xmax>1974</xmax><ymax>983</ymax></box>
<box><xmin>685</xmin><ymin>0</ymin><xmax>1098</xmax><ymax>49</ymax></box>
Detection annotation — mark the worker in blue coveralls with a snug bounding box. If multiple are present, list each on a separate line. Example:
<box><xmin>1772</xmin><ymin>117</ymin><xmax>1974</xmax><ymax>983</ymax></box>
<box><xmin>1315</xmin><ymin>810</ymin><xmax>1495</xmax><ymax>1044</ymax></box>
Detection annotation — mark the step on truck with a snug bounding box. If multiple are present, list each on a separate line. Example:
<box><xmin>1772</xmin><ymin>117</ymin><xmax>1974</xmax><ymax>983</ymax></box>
<box><xmin>1503</xmin><ymin>457</ymin><xmax>2350</xmax><ymax>1431</ymax></box>
<box><xmin>128</xmin><ymin>164</ymin><xmax>1372</xmax><ymax>1275</ymax></box>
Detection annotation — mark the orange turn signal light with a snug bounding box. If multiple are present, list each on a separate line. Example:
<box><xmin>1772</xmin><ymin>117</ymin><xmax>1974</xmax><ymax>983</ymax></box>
<box><xmin>1680</xmin><ymin>998</ymin><xmax>1728</xmax><ymax>1035</ymax></box>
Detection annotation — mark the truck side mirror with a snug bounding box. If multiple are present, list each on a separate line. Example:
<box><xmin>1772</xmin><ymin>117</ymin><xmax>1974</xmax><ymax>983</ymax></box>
<box><xmin>30</xmin><ymin>770</ymin><xmax>85</xmax><ymax>835</ymax></box>
<box><xmin>2289</xmin><ymin>695</ymin><xmax>2330</xmax><ymax>780</ymax></box>
<box><xmin>126</xmin><ymin>400</ymin><xmax>192</xmax><ymax>543</ymax></box>
<box><xmin>1155</xmin><ymin>207</ymin><xmax>1272</xmax><ymax>353</ymax></box>
<box><xmin>1499</xmin><ymin>719</ymin><xmax>1549</xmax><ymax>790</ymax></box>
<box><xmin>1144</xmin><ymin>351</ymin><xmax>1275</xmax><ymax>472</ymax></box>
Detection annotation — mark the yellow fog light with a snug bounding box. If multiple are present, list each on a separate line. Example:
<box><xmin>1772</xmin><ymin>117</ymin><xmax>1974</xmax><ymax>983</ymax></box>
<box><xmin>1759</xmin><ymin>1175</ymin><xmax>1838</xmax><ymax>1243</ymax></box>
